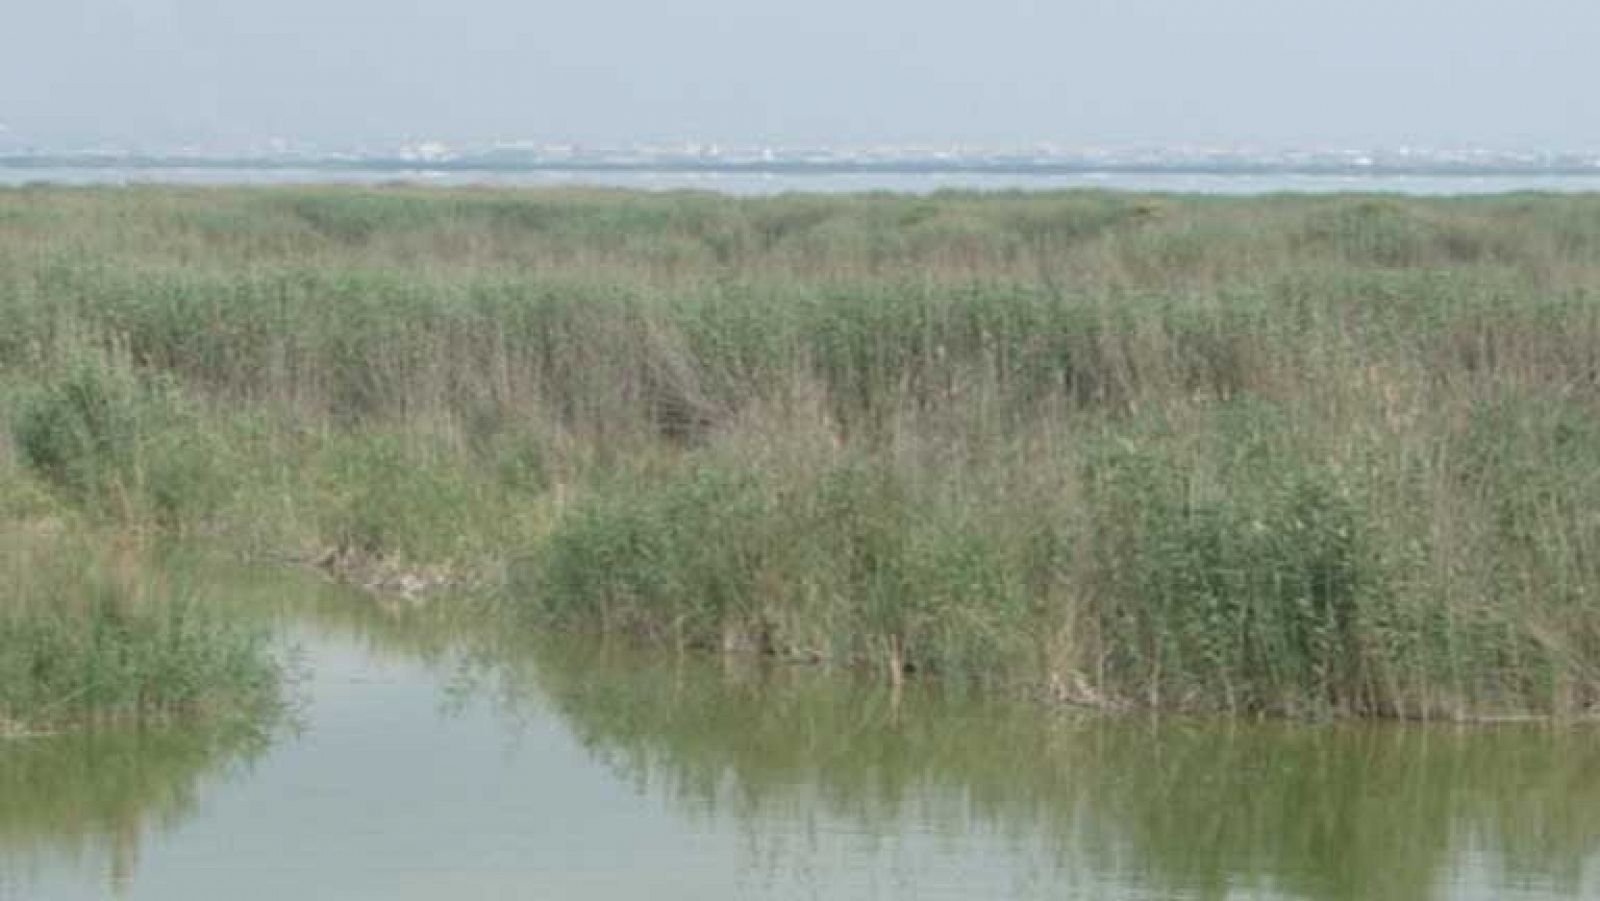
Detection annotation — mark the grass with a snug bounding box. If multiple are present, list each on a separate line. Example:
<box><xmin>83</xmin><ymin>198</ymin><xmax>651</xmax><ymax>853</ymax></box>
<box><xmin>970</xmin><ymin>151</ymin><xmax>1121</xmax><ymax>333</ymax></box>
<box><xmin>0</xmin><ymin>532</ymin><xmax>281</xmax><ymax>733</ymax></box>
<box><xmin>5</xmin><ymin>185</ymin><xmax>1600</xmax><ymax>717</ymax></box>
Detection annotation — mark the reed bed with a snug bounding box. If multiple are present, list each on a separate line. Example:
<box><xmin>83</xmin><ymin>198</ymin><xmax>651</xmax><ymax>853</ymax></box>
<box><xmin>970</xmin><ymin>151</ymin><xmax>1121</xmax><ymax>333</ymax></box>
<box><xmin>5</xmin><ymin>185</ymin><xmax>1600</xmax><ymax>717</ymax></box>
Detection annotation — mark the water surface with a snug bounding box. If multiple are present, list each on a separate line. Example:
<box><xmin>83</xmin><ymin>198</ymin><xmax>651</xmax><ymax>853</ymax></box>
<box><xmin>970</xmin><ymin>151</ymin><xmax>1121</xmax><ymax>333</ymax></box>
<box><xmin>7</xmin><ymin>166</ymin><xmax>1600</xmax><ymax>195</ymax></box>
<box><xmin>2</xmin><ymin>578</ymin><xmax>1597</xmax><ymax>900</ymax></box>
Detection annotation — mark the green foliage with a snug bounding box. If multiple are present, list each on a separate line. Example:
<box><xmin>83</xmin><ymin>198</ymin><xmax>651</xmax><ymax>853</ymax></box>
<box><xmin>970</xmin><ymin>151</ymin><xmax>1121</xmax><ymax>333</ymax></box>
<box><xmin>0</xmin><ymin>546</ymin><xmax>281</xmax><ymax>731</ymax></box>
<box><xmin>1295</xmin><ymin>198</ymin><xmax>1526</xmax><ymax>268</ymax></box>
<box><xmin>10</xmin><ymin>350</ymin><xmax>225</xmax><ymax>525</ymax></box>
<box><xmin>312</xmin><ymin>431</ymin><xmax>485</xmax><ymax>561</ymax></box>
<box><xmin>12</xmin><ymin>352</ymin><xmax>144</xmax><ymax>499</ymax></box>
<box><xmin>1085</xmin><ymin>431</ymin><xmax>1375</xmax><ymax>712</ymax></box>
<box><xmin>532</xmin><ymin>457</ymin><xmax>1033</xmax><ymax>683</ymax></box>
<box><xmin>534</xmin><ymin>465</ymin><xmax>772</xmax><ymax>640</ymax></box>
<box><xmin>4</xmin><ymin>186</ymin><xmax>1600</xmax><ymax>716</ymax></box>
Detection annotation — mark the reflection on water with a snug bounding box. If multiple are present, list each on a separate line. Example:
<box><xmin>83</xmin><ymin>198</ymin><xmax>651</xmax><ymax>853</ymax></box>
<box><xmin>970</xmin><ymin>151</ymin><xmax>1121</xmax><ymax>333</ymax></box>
<box><xmin>2</xmin><ymin>573</ymin><xmax>1598</xmax><ymax>900</ymax></box>
<box><xmin>504</xmin><ymin>640</ymin><xmax>1600</xmax><ymax>901</ymax></box>
<box><xmin>0</xmin><ymin>724</ymin><xmax>269</xmax><ymax>898</ymax></box>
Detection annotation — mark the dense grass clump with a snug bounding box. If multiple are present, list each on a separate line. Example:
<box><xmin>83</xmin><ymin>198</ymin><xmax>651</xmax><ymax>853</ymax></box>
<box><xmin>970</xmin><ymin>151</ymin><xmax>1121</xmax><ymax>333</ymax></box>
<box><xmin>1083</xmin><ymin>441</ymin><xmax>1375</xmax><ymax>712</ymax></box>
<box><xmin>7</xmin><ymin>185</ymin><xmax>1600</xmax><ymax>717</ymax></box>
<box><xmin>0</xmin><ymin>538</ymin><xmax>280</xmax><ymax>733</ymax></box>
<box><xmin>529</xmin><ymin>458</ymin><xmax>1033</xmax><ymax>684</ymax></box>
<box><xmin>9</xmin><ymin>346</ymin><xmax>227</xmax><ymax>525</ymax></box>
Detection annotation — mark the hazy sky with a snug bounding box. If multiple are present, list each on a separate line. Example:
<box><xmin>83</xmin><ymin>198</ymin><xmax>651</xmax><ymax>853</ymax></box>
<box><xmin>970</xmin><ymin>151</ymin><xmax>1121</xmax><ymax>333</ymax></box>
<box><xmin>2</xmin><ymin>0</ymin><xmax>1594</xmax><ymax>150</ymax></box>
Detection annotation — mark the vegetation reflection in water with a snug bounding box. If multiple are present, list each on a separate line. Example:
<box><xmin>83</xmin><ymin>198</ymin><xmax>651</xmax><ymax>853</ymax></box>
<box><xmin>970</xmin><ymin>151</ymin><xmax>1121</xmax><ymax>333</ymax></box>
<box><xmin>0</xmin><ymin>723</ymin><xmax>270</xmax><ymax>896</ymax></box>
<box><xmin>464</xmin><ymin>630</ymin><xmax>1600</xmax><ymax>900</ymax></box>
<box><xmin>4</xmin><ymin>582</ymin><xmax>1599</xmax><ymax>899</ymax></box>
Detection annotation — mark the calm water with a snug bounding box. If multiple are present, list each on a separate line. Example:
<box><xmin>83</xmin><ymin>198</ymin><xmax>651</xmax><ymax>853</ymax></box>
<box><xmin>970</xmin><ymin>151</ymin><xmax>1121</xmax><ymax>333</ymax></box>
<box><xmin>2</xmin><ymin>578</ymin><xmax>1599</xmax><ymax>900</ymax></box>
<box><xmin>7</xmin><ymin>166</ymin><xmax>1600</xmax><ymax>195</ymax></box>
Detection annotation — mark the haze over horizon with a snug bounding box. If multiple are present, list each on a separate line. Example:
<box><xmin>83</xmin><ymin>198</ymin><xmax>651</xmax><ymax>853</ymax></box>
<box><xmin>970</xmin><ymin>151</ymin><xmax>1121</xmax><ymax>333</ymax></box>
<box><xmin>4</xmin><ymin>0</ymin><xmax>1595</xmax><ymax>153</ymax></box>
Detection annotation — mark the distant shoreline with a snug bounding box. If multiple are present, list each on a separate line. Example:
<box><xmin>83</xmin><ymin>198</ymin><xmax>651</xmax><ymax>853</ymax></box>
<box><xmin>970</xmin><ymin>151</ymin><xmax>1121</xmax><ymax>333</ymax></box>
<box><xmin>6</xmin><ymin>155</ymin><xmax>1600</xmax><ymax>179</ymax></box>
<box><xmin>9</xmin><ymin>160</ymin><xmax>1600</xmax><ymax>196</ymax></box>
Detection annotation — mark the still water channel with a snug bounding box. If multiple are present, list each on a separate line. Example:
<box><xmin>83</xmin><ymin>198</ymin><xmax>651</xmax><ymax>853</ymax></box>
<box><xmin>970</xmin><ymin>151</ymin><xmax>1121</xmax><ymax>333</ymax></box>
<box><xmin>3</xmin><ymin>575</ymin><xmax>1598</xmax><ymax>900</ymax></box>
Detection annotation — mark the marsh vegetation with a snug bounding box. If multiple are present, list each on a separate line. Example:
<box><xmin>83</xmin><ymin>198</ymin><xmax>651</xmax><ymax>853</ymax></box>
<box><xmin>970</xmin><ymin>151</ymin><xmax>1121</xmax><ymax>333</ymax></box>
<box><xmin>6</xmin><ymin>185</ymin><xmax>1600</xmax><ymax>718</ymax></box>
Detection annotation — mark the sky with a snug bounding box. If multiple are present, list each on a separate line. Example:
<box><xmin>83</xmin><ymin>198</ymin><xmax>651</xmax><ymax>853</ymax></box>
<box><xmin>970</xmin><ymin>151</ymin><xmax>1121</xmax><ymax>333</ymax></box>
<box><xmin>2</xmin><ymin>0</ymin><xmax>1595</xmax><ymax>152</ymax></box>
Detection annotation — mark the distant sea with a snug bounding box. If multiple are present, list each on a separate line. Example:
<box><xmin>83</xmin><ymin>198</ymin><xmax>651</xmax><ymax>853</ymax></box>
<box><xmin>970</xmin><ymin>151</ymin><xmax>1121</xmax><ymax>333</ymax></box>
<box><xmin>6</xmin><ymin>165</ymin><xmax>1600</xmax><ymax>195</ymax></box>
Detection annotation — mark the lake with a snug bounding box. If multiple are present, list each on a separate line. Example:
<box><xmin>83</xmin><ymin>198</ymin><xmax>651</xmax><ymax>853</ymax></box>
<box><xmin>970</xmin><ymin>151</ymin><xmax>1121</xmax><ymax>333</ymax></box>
<box><xmin>7</xmin><ymin>166</ymin><xmax>1600</xmax><ymax>195</ymax></box>
<box><xmin>2</xmin><ymin>573</ymin><xmax>1597</xmax><ymax>900</ymax></box>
